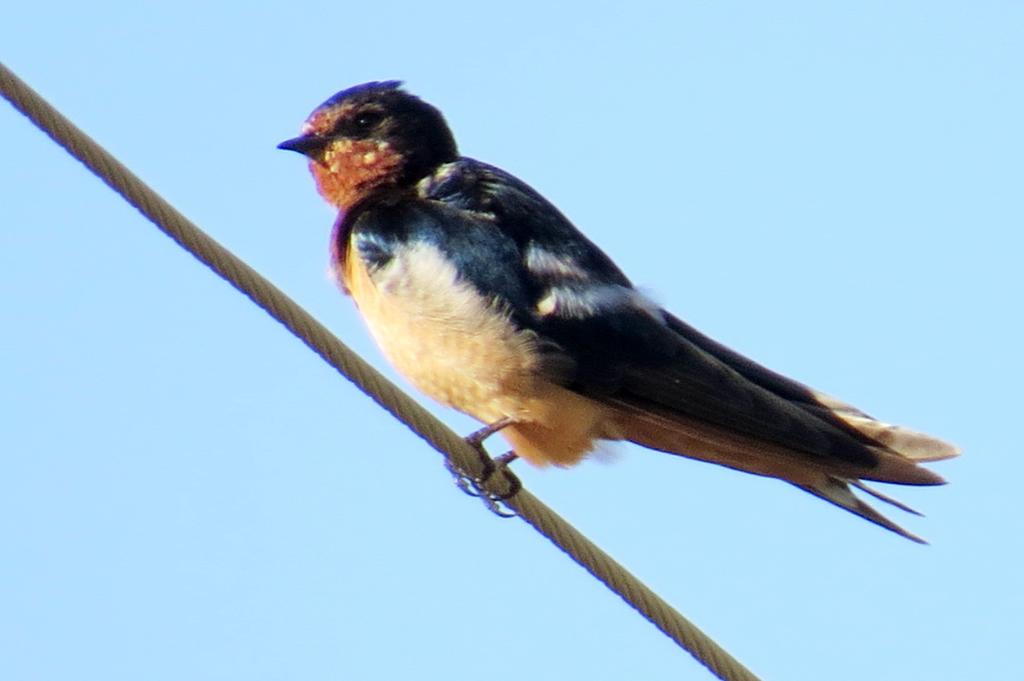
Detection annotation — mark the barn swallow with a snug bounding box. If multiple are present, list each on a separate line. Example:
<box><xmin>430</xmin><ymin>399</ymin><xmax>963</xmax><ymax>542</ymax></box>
<box><xmin>279</xmin><ymin>81</ymin><xmax>958</xmax><ymax>542</ymax></box>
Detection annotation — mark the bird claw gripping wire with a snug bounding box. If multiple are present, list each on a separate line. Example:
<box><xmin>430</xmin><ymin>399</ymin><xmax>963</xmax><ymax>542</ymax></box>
<box><xmin>446</xmin><ymin>450</ymin><xmax>522</xmax><ymax>517</ymax></box>
<box><xmin>445</xmin><ymin>419</ymin><xmax>521</xmax><ymax>518</ymax></box>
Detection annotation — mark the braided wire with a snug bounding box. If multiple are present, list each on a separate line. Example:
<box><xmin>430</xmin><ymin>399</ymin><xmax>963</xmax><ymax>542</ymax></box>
<box><xmin>1</xmin><ymin>61</ymin><xmax>762</xmax><ymax>681</ymax></box>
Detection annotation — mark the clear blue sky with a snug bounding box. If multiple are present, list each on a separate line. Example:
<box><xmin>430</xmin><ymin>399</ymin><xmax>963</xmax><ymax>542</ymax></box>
<box><xmin>2</xmin><ymin>2</ymin><xmax>1021</xmax><ymax>680</ymax></box>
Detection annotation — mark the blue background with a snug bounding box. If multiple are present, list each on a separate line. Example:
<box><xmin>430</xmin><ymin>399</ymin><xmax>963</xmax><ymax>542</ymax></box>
<box><xmin>2</xmin><ymin>3</ymin><xmax>1021</xmax><ymax>679</ymax></box>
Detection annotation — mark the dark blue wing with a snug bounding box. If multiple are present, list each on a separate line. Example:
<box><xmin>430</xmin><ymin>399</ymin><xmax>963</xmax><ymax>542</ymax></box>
<box><xmin>419</xmin><ymin>159</ymin><xmax>633</xmax><ymax>287</ymax></box>
<box><xmin>410</xmin><ymin>158</ymin><xmax>904</xmax><ymax>470</ymax></box>
<box><xmin>347</xmin><ymin>193</ymin><xmax>536</xmax><ymax>325</ymax></box>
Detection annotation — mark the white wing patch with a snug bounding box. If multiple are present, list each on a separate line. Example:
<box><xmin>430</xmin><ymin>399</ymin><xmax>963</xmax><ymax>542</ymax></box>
<box><xmin>525</xmin><ymin>244</ymin><xmax>664</xmax><ymax>321</ymax></box>
<box><xmin>524</xmin><ymin>244</ymin><xmax>592</xmax><ymax>281</ymax></box>
<box><xmin>536</xmin><ymin>283</ymin><xmax>664</xmax><ymax>320</ymax></box>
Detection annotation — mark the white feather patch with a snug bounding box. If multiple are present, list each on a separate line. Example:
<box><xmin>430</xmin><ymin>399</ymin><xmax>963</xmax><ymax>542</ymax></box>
<box><xmin>536</xmin><ymin>283</ymin><xmax>664</xmax><ymax>320</ymax></box>
<box><xmin>524</xmin><ymin>244</ymin><xmax>592</xmax><ymax>281</ymax></box>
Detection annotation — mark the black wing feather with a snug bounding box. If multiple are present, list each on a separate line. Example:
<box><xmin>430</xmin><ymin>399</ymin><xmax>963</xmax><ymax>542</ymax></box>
<box><xmin>420</xmin><ymin>158</ymin><xmax>884</xmax><ymax>468</ymax></box>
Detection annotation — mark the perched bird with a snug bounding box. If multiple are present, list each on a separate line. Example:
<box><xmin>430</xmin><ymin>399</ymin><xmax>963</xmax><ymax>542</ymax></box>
<box><xmin>279</xmin><ymin>81</ymin><xmax>958</xmax><ymax>542</ymax></box>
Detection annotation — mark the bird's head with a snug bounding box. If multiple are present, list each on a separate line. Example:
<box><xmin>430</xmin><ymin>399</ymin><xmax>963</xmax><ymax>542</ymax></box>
<box><xmin>278</xmin><ymin>81</ymin><xmax>458</xmax><ymax>211</ymax></box>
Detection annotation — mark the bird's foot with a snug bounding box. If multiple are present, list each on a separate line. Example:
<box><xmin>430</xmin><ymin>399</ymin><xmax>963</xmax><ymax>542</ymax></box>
<box><xmin>446</xmin><ymin>451</ymin><xmax>521</xmax><ymax>517</ymax></box>
<box><xmin>464</xmin><ymin>416</ymin><xmax>516</xmax><ymax>449</ymax></box>
<box><xmin>446</xmin><ymin>417</ymin><xmax>521</xmax><ymax>517</ymax></box>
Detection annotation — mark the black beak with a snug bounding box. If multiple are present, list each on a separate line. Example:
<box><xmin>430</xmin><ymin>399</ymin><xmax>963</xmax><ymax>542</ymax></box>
<box><xmin>277</xmin><ymin>134</ymin><xmax>328</xmax><ymax>157</ymax></box>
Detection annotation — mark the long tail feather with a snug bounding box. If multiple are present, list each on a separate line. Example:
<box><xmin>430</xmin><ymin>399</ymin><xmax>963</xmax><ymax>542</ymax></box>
<box><xmin>805</xmin><ymin>399</ymin><xmax>961</xmax><ymax>463</ymax></box>
<box><xmin>610</xmin><ymin>401</ymin><xmax>946</xmax><ymax>542</ymax></box>
<box><xmin>849</xmin><ymin>479</ymin><xmax>924</xmax><ymax>516</ymax></box>
<box><xmin>796</xmin><ymin>478</ymin><xmax>926</xmax><ymax>544</ymax></box>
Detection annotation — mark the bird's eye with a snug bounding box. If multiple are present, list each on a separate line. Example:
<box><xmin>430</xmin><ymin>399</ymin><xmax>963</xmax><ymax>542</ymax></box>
<box><xmin>353</xmin><ymin>111</ymin><xmax>384</xmax><ymax>130</ymax></box>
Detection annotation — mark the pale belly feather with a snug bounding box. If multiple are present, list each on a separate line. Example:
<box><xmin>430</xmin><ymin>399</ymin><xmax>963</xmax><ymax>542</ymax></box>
<box><xmin>342</xmin><ymin>240</ymin><xmax>619</xmax><ymax>466</ymax></box>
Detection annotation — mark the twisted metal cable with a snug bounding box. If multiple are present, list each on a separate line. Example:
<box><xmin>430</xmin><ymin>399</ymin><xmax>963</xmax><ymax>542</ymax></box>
<box><xmin>1</xmin><ymin>61</ymin><xmax>761</xmax><ymax>681</ymax></box>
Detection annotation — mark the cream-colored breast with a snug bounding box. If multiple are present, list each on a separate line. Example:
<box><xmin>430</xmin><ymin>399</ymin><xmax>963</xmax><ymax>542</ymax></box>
<box><xmin>344</xmin><ymin>240</ymin><xmax>544</xmax><ymax>421</ymax></box>
<box><xmin>343</xmin><ymin>239</ymin><xmax>619</xmax><ymax>466</ymax></box>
